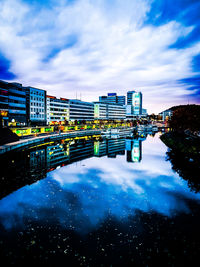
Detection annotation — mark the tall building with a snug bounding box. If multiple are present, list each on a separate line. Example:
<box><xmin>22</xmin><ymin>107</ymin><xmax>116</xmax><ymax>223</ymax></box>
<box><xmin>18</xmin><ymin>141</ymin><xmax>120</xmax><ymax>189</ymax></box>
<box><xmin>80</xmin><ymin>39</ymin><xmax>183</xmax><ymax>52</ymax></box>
<box><xmin>126</xmin><ymin>90</ymin><xmax>142</xmax><ymax>116</ymax></box>
<box><xmin>132</xmin><ymin>92</ymin><xmax>142</xmax><ymax>115</ymax></box>
<box><xmin>99</xmin><ymin>93</ymin><xmax>126</xmax><ymax>106</ymax></box>
<box><xmin>127</xmin><ymin>90</ymin><xmax>136</xmax><ymax>105</ymax></box>
<box><xmin>69</xmin><ymin>99</ymin><xmax>94</xmax><ymax>121</ymax></box>
<box><xmin>25</xmin><ymin>86</ymin><xmax>46</xmax><ymax>126</ymax></box>
<box><xmin>47</xmin><ymin>96</ymin><xmax>69</xmax><ymax>125</ymax></box>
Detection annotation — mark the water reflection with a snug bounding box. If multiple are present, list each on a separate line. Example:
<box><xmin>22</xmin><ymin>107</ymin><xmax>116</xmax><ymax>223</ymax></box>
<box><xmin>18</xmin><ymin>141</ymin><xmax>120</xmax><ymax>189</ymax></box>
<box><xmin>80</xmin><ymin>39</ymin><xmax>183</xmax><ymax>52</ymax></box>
<box><xmin>0</xmin><ymin>133</ymin><xmax>200</xmax><ymax>235</ymax></box>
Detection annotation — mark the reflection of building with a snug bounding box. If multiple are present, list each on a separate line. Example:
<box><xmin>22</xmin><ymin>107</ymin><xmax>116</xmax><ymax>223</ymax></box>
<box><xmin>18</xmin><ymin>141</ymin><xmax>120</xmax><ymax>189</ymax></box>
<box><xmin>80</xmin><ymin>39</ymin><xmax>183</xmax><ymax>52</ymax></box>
<box><xmin>94</xmin><ymin>138</ymin><xmax>126</xmax><ymax>158</ymax></box>
<box><xmin>99</xmin><ymin>93</ymin><xmax>126</xmax><ymax>106</ymax></box>
<box><xmin>46</xmin><ymin>143</ymin><xmax>70</xmax><ymax>168</ymax></box>
<box><xmin>69</xmin><ymin>139</ymin><xmax>94</xmax><ymax>162</ymax></box>
<box><xmin>94</xmin><ymin>140</ymin><xmax>107</xmax><ymax>157</ymax></box>
<box><xmin>47</xmin><ymin>96</ymin><xmax>69</xmax><ymax>125</ymax></box>
<box><xmin>29</xmin><ymin>149</ymin><xmax>46</xmax><ymax>169</ymax></box>
<box><xmin>126</xmin><ymin>139</ymin><xmax>142</xmax><ymax>162</ymax></box>
<box><xmin>107</xmin><ymin>139</ymin><xmax>125</xmax><ymax>157</ymax></box>
<box><xmin>25</xmin><ymin>86</ymin><xmax>46</xmax><ymax>126</ymax></box>
<box><xmin>107</xmin><ymin>104</ymin><xmax>126</xmax><ymax>120</ymax></box>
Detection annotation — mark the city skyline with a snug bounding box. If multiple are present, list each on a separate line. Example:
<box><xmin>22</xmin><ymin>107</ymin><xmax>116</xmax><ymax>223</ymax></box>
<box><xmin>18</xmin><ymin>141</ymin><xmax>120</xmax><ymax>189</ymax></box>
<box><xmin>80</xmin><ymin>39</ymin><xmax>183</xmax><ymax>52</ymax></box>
<box><xmin>0</xmin><ymin>0</ymin><xmax>200</xmax><ymax>113</ymax></box>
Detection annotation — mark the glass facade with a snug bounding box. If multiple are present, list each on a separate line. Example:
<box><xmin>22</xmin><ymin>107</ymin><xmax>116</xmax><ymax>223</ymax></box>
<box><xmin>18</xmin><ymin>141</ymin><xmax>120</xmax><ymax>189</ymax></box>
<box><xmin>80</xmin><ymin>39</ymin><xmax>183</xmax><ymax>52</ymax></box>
<box><xmin>99</xmin><ymin>93</ymin><xmax>126</xmax><ymax>106</ymax></box>
<box><xmin>25</xmin><ymin>86</ymin><xmax>46</xmax><ymax>125</ymax></box>
<box><xmin>127</xmin><ymin>90</ymin><xmax>136</xmax><ymax>105</ymax></box>
<box><xmin>7</xmin><ymin>82</ymin><xmax>26</xmax><ymax>124</ymax></box>
<box><xmin>132</xmin><ymin>92</ymin><xmax>142</xmax><ymax>115</ymax></box>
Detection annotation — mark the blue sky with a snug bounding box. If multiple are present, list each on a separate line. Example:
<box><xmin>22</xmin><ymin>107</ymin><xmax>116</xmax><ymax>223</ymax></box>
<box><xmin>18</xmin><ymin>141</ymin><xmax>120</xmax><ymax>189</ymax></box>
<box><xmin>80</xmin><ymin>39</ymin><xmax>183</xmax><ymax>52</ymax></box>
<box><xmin>0</xmin><ymin>0</ymin><xmax>199</xmax><ymax>113</ymax></box>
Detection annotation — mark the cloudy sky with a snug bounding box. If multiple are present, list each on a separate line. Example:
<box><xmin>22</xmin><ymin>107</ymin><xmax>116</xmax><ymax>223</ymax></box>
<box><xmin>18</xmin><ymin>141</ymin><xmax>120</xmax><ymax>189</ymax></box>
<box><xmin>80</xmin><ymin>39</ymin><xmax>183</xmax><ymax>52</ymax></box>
<box><xmin>0</xmin><ymin>0</ymin><xmax>200</xmax><ymax>113</ymax></box>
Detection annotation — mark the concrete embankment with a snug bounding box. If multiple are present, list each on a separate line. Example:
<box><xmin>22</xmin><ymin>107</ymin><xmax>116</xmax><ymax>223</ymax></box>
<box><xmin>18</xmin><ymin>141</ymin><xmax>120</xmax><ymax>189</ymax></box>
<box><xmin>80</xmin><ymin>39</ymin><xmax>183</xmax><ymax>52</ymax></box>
<box><xmin>0</xmin><ymin>130</ymin><xmax>101</xmax><ymax>155</ymax></box>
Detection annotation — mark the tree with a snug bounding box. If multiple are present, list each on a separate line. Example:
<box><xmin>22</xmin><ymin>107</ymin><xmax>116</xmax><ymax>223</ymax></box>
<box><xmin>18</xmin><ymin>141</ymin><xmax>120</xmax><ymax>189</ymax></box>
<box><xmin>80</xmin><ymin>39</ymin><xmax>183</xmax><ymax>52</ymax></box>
<box><xmin>168</xmin><ymin>105</ymin><xmax>200</xmax><ymax>134</ymax></box>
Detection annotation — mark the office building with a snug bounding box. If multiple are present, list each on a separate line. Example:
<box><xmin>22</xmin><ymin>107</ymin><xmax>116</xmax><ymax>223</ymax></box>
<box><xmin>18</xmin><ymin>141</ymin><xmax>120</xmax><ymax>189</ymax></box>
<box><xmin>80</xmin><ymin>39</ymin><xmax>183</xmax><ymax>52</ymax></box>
<box><xmin>1</xmin><ymin>81</ymin><xmax>27</xmax><ymax>125</ymax></box>
<box><xmin>142</xmin><ymin>108</ymin><xmax>147</xmax><ymax>115</ymax></box>
<box><xmin>126</xmin><ymin>90</ymin><xmax>142</xmax><ymax>116</ymax></box>
<box><xmin>99</xmin><ymin>93</ymin><xmax>126</xmax><ymax>106</ymax></box>
<box><xmin>0</xmin><ymin>80</ymin><xmax>9</xmax><ymax>126</ymax></box>
<box><xmin>132</xmin><ymin>92</ymin><xmax>142</xmax><ymax>115</ymax></box>
<box><xmin>47</xmin><ymin>96</ymin><xmax>69</xmax><ymax>125</ymax></box>
<box><xmin>94</xmin><ymin>102</ymin><xmax>126</xmax><ymax>120</ymax></box>
<box><xmin>117</xmin><ymin>95</ymin><xmax>126</xmax><ymax>105</ymax></box>
<box><xmin>127</xmin><ymin>90</ymin><xmax>136</xmax><ymax>105</ymax></box>
<box><xmin>69</xmin><ymin>99</ymin><xmax>94</xmax><ymax>121</ymax></box>
<box><xmin>25</xmin><ymin>86</ymin><xmax>46</xmax><ymax>126</ymax></box>
<box><xmin>159</xmin><ymin>108</ymin><xmax>172</xmax><ymax>121</ymax></box>
<box><xmin>107</xmin><ymin>103</ymin><xmax>126</xmax><ymax>120</ymax></box>
<box><xmin>94</xmin><ymin>102</ymin><xmax>107</xmax><ymax>120</ymax></box>
<box><xmin>8</xmin><ymin>82</ymin><xmax>26</xmax><ymax>125</ymax></box>
<box><xmin>126</xmin><ymin>105</ymin><xmax>133</xmax><ymax>116</ymax></box>
<box><xmin>99</xmin><ymin>93</ymin><xmax>117</xmax><ymax>104</ymax></box>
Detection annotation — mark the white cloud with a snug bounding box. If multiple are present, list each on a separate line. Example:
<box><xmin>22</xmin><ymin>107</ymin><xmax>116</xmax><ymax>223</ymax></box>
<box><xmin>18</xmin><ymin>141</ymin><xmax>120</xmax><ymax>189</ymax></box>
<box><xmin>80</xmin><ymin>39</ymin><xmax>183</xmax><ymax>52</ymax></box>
<box><xmin>0</xmin><ymin>0</ymin><xmax>199</xmax><ymax>113</ymax></box>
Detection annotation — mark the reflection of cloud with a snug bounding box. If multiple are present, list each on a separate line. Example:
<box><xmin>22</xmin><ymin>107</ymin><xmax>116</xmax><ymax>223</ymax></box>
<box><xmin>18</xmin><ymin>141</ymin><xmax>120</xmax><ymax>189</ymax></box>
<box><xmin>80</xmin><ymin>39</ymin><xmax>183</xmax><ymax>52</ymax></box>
<box><xmin>0</xmin><ymin>0</ymin><xmax>200</xmax><ymax>113</ymax></box>
<box><xmin>0</xmin><ymin>135</ymin><xmax>200</xmax><ymax>233</ymax></box>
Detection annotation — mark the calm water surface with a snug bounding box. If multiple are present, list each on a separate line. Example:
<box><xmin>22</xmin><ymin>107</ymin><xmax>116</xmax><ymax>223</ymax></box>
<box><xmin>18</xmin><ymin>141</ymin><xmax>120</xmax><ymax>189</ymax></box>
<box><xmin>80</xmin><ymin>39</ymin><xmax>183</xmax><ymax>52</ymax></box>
<box><xmin>0</xmin><ymin>133</ymin><xmax>200</xmax><ymax>266</ymax></box>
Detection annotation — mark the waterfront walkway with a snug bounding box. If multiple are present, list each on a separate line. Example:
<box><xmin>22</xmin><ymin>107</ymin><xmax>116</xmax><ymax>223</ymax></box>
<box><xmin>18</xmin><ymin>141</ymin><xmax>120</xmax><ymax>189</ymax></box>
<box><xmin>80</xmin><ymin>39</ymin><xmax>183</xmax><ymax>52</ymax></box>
<box><xmin>0</xmin><ymin>130</ymin><xmax>101</xmax><ymax>155</ymax></box>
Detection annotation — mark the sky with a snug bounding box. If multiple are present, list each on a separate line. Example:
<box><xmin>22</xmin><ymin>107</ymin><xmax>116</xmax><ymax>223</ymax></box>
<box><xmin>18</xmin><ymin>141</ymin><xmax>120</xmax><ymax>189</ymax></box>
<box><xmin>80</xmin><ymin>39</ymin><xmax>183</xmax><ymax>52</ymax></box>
<box><xmin>0</xmin><ymin>0</ymin><xmax>200</xmax><ymax>113</ymax></box>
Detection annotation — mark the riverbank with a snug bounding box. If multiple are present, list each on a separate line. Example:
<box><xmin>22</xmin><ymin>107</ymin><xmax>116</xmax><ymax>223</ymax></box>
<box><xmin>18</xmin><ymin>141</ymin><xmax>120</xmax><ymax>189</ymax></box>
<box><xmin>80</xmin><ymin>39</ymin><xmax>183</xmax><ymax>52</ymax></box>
<box><xmin>0</xmin><ymin>129</ymin><xmax>101</xmax><ymax>155</ymax></box>
<box><xmin>160</xmin><ymin>131</ymin><xmax>200</xmax><ymax>156</ymax></box>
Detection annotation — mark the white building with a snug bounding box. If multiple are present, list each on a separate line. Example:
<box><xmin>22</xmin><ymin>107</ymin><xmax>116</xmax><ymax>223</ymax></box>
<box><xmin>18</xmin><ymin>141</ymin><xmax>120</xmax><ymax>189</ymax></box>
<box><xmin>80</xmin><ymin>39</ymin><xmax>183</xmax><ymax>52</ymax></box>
<box><xmin>69</xmin><ymin>99</ymin><xmax>94</xmax><ymax>121</ymax></box>
<box><xmin>94</xmin><ymin>102</ymin><xmax>126</xmax><ymax>120</ymax></box>
<box><xmin>108</xmin><ymin>103</ymin><xmax>126</xmax><ymax>120</ymax></box>
<box><xmin>94</xmin><ymin>102</ymin><xmax>107</xmax><ymax>120</ymax></box>
<box><xmin>46</xmin><ymin>96</ymin><xmax>69</xmax><ymax>125</ymax></box>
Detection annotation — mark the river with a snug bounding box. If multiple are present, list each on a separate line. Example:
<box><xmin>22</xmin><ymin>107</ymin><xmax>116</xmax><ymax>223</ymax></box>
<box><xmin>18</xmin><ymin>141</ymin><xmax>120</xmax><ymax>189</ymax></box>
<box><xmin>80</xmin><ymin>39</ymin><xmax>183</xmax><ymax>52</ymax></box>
<box><xmin>0</xmin><ymin>132</ymin><xmax>200</xmax><ymax>266</ymax></box>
